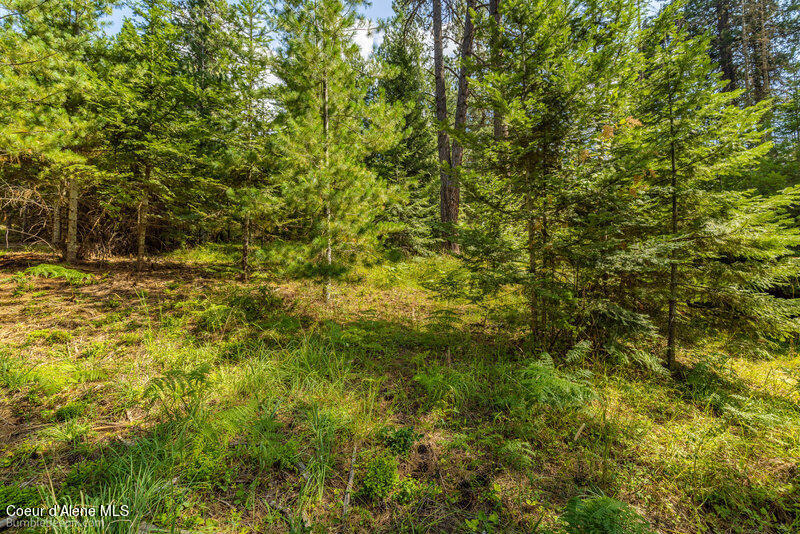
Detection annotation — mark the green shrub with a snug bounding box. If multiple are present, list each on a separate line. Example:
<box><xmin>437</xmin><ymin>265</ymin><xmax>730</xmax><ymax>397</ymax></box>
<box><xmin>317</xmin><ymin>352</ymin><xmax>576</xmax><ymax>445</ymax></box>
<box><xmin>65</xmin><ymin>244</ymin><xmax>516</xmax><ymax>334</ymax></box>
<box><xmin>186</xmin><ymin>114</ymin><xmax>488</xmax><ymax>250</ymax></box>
<box><xmin>361</xmin><ymin>454</ymin><xmax>398</xmax><ymax>501</ymax></box>
<box><xmin>379</xmin><ymin>426</ymin><xmax>421</xmax><ymax>456</ymax></box>
<box><xmin>563</xmin><ymin>495</ymin><xmax>653</xmax><ymax>534</ymax></box>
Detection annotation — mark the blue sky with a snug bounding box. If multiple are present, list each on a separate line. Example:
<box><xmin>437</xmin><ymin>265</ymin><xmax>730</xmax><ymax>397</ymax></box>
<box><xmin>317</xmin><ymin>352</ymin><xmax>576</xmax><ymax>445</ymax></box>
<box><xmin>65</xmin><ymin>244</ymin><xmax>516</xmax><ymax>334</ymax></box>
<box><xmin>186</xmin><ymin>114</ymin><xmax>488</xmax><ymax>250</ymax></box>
<box><xmin>104</xmin><ymin>0</ymin><xmax>395</xmax><ymax>34</ymax></box>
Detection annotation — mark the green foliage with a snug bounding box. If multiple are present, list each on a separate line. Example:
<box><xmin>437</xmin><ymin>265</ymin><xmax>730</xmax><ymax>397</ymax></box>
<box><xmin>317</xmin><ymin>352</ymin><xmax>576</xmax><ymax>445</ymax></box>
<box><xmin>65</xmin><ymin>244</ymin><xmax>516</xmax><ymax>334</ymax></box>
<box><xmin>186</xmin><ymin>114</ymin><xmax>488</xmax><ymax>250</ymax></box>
<box><xmin>360</xmin><ymin>453</ymin><xmax>399</xmax><ymax>501</ymax></box>
<box><xmin>563</xmin><ymin>495</ymin><xmax>653</xmax><ymax>534</ymax></box>
<box><xmin>195</xmin><ymin>304</ymin><xmax>244</xmax><ymax>334</ymax></box>
<box><xmin>498</xmin><ymin>439</ymin><xmax>534</xmax><ymax>471</ymax></box>
<box><xmin>273</xmin><ymin>0</ymin><xmax>403</xmax><ymax>287</ymax></box>
<box><xmin>241</xmin><ymin>410</ymin><xmax>299</xmax><ymax>471</ymax></box>
<box><xmin>0</xmin><ymin>483</ymin><xmax>42</xmax><ymax>508</ymax></box>
<box><xmin>378</xmin><ymin>426</ymin><xmax>421</xmax><ymax>456</ymax></box>
<box><xmin>26</xmin><ymin>328</ymin><xmax>72</xmax><ymax>345</ymax></box>
<box><xmin>24</xmin><ymin>264</ymin><xmax>94</xmax><ymax>285</ymax></box>
<box><xmin>52</xmin><ymin>401</ymin><xmax>88</xmax><ymax>421</ymax></box>
<box><xmin>502</xmin><ymin>356</ymin><xmax>596</xmax><ymax>411</ymax></box>
<box><xmin>465</xmin><ymin>511</ymin><xmax>500</xmax><ymax>533</ymax></box>
<box><xmin>144</xmin><ymin>364</ymin><xmax>211</xmax><ymax>421</ymax></box>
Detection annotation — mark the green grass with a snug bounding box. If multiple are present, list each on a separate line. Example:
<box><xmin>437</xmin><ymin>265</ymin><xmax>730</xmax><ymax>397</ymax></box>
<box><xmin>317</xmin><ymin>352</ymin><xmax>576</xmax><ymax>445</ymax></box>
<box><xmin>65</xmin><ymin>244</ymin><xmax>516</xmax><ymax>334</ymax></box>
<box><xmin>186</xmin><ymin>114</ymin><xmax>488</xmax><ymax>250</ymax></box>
<box><xmin>0</xmin><ymin>253</ymin><xmax>797</xmax><ymax>533</ymax></box>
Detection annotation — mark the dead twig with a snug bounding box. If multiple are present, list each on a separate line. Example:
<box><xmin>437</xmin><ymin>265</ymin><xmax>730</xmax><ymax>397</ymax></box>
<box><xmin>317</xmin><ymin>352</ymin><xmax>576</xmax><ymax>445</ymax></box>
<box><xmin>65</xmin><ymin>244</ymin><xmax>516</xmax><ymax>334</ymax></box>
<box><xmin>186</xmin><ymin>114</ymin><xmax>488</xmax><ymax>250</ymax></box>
<box><xmin>342</xmin><ymin>443</ymin><xmax>358</xmax><ymax>519</ymax></box>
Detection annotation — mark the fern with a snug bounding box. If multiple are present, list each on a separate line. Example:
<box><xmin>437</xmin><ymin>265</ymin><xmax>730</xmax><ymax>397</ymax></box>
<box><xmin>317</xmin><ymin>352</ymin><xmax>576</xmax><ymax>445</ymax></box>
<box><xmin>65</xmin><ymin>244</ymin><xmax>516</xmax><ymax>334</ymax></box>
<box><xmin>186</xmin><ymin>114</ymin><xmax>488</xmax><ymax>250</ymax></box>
<box><xmin>24</xmin><ymin>263</ymin><xmax>94</xmax><ymax>285</ymax></box>
<box><xmin>508</xmin><ymin>356</ymin><xmax>596</xmax><ymax>410</ymax></box>
<box><xmin>563</xmin><ymin>495</ymin><xmax>653</xmax><ymax>534</ymax></box>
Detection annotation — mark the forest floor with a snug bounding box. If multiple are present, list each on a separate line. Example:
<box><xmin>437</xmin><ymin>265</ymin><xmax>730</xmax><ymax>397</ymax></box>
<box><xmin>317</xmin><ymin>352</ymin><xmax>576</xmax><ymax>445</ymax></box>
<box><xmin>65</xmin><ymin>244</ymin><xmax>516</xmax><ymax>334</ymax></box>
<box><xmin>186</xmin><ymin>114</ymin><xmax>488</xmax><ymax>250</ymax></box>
<box><xmin>0</xmin><ymin>246</ymin><xmax>798</xmax><ymax>533</ymax></box>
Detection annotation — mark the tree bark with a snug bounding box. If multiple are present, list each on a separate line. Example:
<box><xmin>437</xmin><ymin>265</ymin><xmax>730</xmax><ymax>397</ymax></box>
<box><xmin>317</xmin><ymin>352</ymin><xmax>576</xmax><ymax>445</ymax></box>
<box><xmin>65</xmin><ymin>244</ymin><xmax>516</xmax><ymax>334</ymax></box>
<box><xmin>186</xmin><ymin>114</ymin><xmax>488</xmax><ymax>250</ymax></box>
<box><xmin>715</xmin><ymin>0</ymin><xmax>736</xmax><ymax>91</ymax></box>
<box><xmin>52</xmin><ymin>182</ymin><xmax>61</xmax><ymax>250</ymax></box>
<box><xmin>136</xmin><ymin>165</ymin><xmax>150</xmax><ymax>272</ymax></box>
<box><xmin>444</xmin><ymin>0</ymin><xmax>476</xmax><ymax>253</ymax></box>
<box><xmin>666</xmin><ymin>92</ymin><xmax>678</xmax><ymax>372</ymax></box>
<box><xmin>322</xmin><ymin>74</ymin><xmax>331</xmax><ymax>302</ymax></box>
<box><xmin>432</xmin><ymin>0</ymin><xmax>457</xmax><ymax>251</ymax></box>
<box><xmin>65</xmin><ymin>179</ymin><xmax>78</xmax><ymax>264</ymax></box>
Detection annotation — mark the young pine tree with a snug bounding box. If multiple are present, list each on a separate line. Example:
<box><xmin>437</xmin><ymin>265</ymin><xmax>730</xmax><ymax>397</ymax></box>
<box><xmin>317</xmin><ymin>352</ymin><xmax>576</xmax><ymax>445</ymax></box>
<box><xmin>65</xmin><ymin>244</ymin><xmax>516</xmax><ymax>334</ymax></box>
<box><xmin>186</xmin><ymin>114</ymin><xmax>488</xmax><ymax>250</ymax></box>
<box><xmin>225</xmin><ymin>0</ymin><xmax>275</xmax><ymax>280</ymax></box>
<box><xmin>273</xmin><ymin>0</ymin><xmax>402</xmax><ymax>301</ymax></box>
<box><xmin>616</xmin><ymin>3</ymin><xmax>800</xmax><ymax>369</ymax></box>
<box><xmin>454</xmin><ymin>0</ymin><xmax>640</xmax><ymax>349</ymax></box>
<box><xmin>101</xmin><ymin>0</ymin><xmax>190</xmax><ymax>270</ymax></box>
<box><xmin>370</xmin><ymin>15</ymin><xmax>438</xmax><ymax>255</ymax></box>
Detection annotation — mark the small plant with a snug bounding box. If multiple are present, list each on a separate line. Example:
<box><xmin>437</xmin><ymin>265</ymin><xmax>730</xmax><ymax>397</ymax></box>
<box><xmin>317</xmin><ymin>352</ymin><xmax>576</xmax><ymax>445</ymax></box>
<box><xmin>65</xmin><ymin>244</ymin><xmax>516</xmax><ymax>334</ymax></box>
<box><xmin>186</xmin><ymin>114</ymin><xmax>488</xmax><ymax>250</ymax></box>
<box><xmin>498</xmin><ymin>439</ymin><xmax>534</xmax><ymax>471</ymax></box>
<box><xmin>465</xmin><ymin>511</ymin><xmax>499</xmax><ymax>533</ymax></box>
<box><xmin>26</xmin><ymin>329</ymin><xmax>72</xmax><ymax>345</ymax></box>
<box><xmin>562</xmin><ymin>495</ymin><xmax>653</xmax><ymax>534</ymax></box>
<box><xmin>379</xmin><ymin>426</ymin><xmax>421</xmax><ymax>455</ymax></box>
<box><xmin>195</xmin><ymin>304</ymin><xmax>244</xmax><ymax>334</ymax></box>
<box><xmin>144</xmin><ymin>364</ymin><xmax>211</xmax><ymax>422</ymax></box>
<box><xmin>503</xmin><ymin>355</ymin><xmax>596</xmax><ymax>410</ymax></box>
<box><xmin>52</xmin><ymin>401</ymin><xmax>88</xmax><ymax>421</ymax></box>
<box><xmin>360</xmin><ymin>453</ymin><xmax>398</xmax><ymax>501</ymax></box>
<box><xmin>228</xmin><ymin>287</ymin><xmax>283</xmax><ymax>322</ymax></box>
<box><xmin>24</xmin><ymin>263</ymin><xmax>94</xmax><ymax>285</ymax></box>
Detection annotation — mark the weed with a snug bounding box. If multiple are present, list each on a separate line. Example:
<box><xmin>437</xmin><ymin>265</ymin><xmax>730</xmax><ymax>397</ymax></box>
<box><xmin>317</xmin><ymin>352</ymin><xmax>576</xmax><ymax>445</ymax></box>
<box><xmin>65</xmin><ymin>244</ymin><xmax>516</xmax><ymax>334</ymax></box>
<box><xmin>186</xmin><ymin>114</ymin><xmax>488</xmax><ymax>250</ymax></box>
<box><xmin>360</xmin><ymin>453</ymin><xmax>399</xmax><ymax>501</ymax></box>
<box><xmin>26</xmin><ymin>328</ymin><xmax>72</xmax><ymax>345</ymax></box>
<box><xmin>498</xmin><ymin>439</ymin><xmax>534</xmax><ymax>471</ymax></box>
<box><xmin>52</xmin><ymin>401</ymin><xmax>88</xmax><ymax>421</ymax></box>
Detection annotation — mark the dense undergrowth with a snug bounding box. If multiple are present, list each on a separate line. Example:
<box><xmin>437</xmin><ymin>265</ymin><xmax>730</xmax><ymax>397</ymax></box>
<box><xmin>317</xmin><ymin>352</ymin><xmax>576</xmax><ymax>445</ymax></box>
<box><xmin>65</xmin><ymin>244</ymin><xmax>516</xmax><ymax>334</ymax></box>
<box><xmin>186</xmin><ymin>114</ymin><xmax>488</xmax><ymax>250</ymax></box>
<box><xmin>0</xmin><ymin>248</ymin><xmax>798</xmax><ymax>533</ymax></box>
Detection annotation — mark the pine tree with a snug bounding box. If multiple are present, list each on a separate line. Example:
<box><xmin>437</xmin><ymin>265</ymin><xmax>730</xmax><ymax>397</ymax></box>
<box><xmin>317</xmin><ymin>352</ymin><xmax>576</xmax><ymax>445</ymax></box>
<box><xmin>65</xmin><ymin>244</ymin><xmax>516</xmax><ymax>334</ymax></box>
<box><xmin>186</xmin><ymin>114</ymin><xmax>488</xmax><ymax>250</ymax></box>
<box><xmin>618</xmin><ymin>2</ymin><xmax>800</xmax><ymax>369</ymax></box>
<box><xmin>371</xmin><ymin>15</ymin><xmax>438</xmax><ymax>255</ymax></box>
<box><xmin>0</xmin><ymin>0</ymin><xmax>107</xmax><ymax>261</ymax></box>
<box><xmin>226</xmin><ymin>0</ymin><xmax>275</xmax><ymax>279</ymax></box>
<box><xmin>99</xmin><ymin>0</ymin><xmax>190</xmax><ymax>270</ymax></box>
<box><xmin>273</xmin><ymin>0</ymin><xmax>402</xmax><ymax>300</ymax></box>
<box><xmin>453</xmin><ymin>0</ymin><xmax>641</xmax><ymax>348</ymax></box>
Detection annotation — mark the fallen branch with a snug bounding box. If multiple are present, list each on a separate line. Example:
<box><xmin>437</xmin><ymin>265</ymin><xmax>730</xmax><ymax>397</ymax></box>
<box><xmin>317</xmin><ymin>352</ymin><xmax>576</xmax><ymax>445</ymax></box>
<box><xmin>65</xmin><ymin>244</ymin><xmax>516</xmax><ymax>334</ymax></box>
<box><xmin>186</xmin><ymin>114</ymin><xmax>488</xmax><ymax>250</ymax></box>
<box><xmin>0</xmin><ymin>515</ymin><xmax>18</xmax><ymax>530</ymax></box>
<box><xmin>342</xmin><ymin>443</ymin><xmax>358</xmax><ymax>519</ymax></box>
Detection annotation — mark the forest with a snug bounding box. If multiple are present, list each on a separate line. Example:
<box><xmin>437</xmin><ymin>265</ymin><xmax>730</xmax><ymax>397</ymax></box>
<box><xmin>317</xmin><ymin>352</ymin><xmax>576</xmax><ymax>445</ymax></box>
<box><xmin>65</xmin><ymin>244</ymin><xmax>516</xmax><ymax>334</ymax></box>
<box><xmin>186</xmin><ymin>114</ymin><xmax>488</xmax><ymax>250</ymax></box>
<box><xmin>1</xmin><ymin>0</ymin><xmax>799</xmax><ymax>531</ymax></box>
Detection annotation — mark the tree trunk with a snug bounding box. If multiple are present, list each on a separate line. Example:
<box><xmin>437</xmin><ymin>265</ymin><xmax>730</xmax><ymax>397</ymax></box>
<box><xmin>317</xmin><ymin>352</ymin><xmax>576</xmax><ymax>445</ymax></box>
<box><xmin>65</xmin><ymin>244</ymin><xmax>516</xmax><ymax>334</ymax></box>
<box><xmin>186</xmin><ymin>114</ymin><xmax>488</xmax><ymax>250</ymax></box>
<box><xmin>527</xmin><ymin>196</ymin><xmax>537</xmax><ymax>339</ymax></box>
<box><xmin>489</xmin><ymin>0</ymin><xmax>507</xmax><ymax>140</ymax></box>
<box><xmin>322</xmin><ymin>75</ymin><xmax>331</xmax><ymax>302</ymax></box>
<box><xmin>65</xmin><ymin>179</ymin><xmax>78</xmax><ymax>264</ymax></box>
<box><xmin>715</xmin><ymin>0</ymin><xmax>736</xmax><ymax>91</ymax></box>
<box><xmin>52</xmin><ymin>183</ymin><xmax>62</xmax><ymax>250</ymax></box>
<box><xmin>666</xmin><ymin>94</ymin><xmax>678</xmax><ymax>372</ymax></box>
<box><xmin>241</xmin><ymin>214</ymin><xmax>250</xmax><ymax>281</ymax></box>
<box><xmin>432</xmin><ymin>0</ymin><xmax>456</xmax><ymax>251</ymax></box>
<box><xmin>444</xmin><ymin>0</ymin><xmax>476</xmax><ymax>254</ymax></box>
<box><xmin>136</xmin><ymin>165</ymin><xmax>150</xmax><ymax>272</ymax></box>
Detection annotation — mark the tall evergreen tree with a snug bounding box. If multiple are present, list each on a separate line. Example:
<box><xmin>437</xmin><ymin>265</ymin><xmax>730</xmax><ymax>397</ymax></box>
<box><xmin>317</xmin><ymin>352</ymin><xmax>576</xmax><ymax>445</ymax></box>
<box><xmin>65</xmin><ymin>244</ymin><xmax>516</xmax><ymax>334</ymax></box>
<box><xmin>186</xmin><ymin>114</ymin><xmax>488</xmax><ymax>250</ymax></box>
<box><xmin>621</xmin><ymin>2</ymin><xmax>800</xmax><ymax>368</ymax></box>
<box><xmin>100</xmin><ymin>0</ymin><xmax>190</xmax><ymax>270</ymax></box>
<box><xmin>371</xmin><ymin>15</ymin><xmax>438</xmax><ymax>255</ymax></box>
<box><xmin>226</xmin><ymin>0</ymin><xmax>274</xmax><ymax>279</ymax></box>
<box><xmin>273</xmin><ymin>0</ymin><xmax>402</xmax><ymax>300</ymax></box>
<box><xmin>453</xmin><ymin>0</ymin><xmax>641</xmax><ymax>348</ymax></box>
